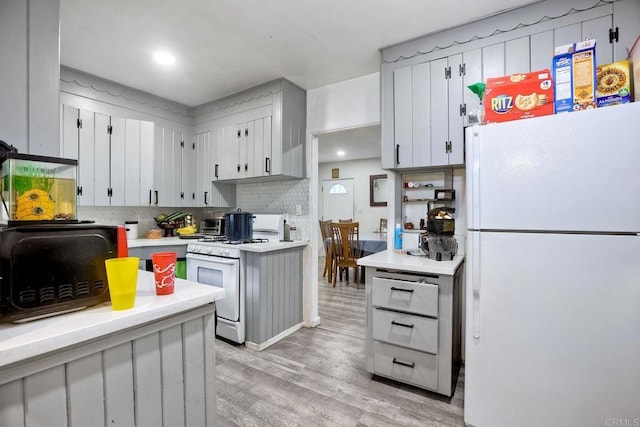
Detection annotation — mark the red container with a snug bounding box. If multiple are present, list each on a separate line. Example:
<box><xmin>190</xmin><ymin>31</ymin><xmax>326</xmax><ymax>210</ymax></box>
<box><xmin>151</xmin><ymin>252</ymin><xmax>177</xmax><ymax>295</ymax></box>
<box><xmin>117</xmin><ymin>225</ymin><xmax>128</xmax><ymax>257</ymax></box>
<box><xmin>483</xmin><ymin>69</ymin><xmax>554</xmax><ymax>123</ymax></box>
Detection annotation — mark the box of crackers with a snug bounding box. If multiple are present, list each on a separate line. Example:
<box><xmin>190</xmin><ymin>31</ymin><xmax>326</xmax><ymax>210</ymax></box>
<box><xmin>552</xmin><ymin>39</ymin><xmax>597</xmax><ymax>113</ymax></box>
<box><xmin>596</xmin><ymin>60</ymin><xmax>632</xmax><ymax>107</ymax></box>
<box><xmin>483</xmin><ymin>69</ymin><xmax>554</xmax><ymax>124</ymax></box>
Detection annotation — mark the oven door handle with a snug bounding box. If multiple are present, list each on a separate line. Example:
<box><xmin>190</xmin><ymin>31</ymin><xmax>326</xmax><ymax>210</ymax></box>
<box><xmin>186</xmin><ymin>253</ymin><xmax>239</xmax><ymax>265</ymax></box>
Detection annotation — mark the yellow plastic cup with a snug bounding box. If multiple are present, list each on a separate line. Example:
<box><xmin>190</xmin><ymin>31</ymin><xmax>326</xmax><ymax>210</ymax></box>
<box><xmin>105</xmin><ymin>257</ymin><xmax>140</xmax><ymax>310</ymax></box>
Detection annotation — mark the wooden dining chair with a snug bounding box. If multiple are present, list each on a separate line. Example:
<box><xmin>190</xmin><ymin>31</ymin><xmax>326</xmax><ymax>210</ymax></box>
<box><xmin>319</xmin><ymin>219</ymin><xmax>334</xmax><ymax>281</ymax></box>
<box><xmin>338</xmin><ymin>218</ymin><xmax>353</xmax><ymax>223</ymax></box>
<box><xmin>331</xmin><ymin>222</ymin><xmax>362</xmax><ymax>289</ymax></box>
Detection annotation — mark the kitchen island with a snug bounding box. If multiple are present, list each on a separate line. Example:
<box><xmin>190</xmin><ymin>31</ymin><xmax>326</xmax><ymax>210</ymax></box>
<box><xmin>0</xmin><ymin>271</ymin><xmax>224</xmax><ymax>426</ymax></box>
<box><xmin>358</xmin><ymin>250</ymin><xmax>464</xmax><ymax>396</ymax></box>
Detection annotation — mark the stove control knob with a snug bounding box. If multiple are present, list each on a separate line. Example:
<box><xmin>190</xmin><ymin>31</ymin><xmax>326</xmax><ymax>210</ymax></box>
<box><xmin>206</xmin><ymin>246</ymin><xmax>214</xmax><ymax>255</ymax></box>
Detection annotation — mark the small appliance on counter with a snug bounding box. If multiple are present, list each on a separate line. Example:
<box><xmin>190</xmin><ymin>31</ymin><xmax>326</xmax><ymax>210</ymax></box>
<box><xmin>0</xmin><ymin>224</ymin><xmax>118</xmax><ymax>322</ymax></box>
<box><xmin>200</xmin><ymin>212</ymin><xmax>225</xmax><ymax>237</ymax></box>
<box><xmin>0</xmin><ymin>144</ymin><xmax>119</xmax><ymax>322</ymax></box>
<box><xmin>419</xmin><ymin>207</ymin><xmax>458</xmax><ymax>261</ymax></box>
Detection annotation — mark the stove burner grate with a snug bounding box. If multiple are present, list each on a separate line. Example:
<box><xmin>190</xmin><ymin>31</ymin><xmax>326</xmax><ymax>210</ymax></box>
<box><xmin>223</xmin><ymin>238</ymin><xmax>270</xmax><ymax>245</ymax></box>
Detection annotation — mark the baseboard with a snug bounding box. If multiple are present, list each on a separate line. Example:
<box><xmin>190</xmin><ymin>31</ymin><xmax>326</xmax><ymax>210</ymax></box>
<box><xmin>245</xmin><ymin>322</ymin><xmax>304</xmax><ymax>351</ymax></box>
<box><xmin>306</xmin><ymin>316</ymin><xmax>321</xmax><ymax>328</ymax></box>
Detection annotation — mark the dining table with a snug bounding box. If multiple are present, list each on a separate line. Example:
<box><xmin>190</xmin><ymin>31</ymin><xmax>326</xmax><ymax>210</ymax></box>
<box><xmin>323</xmin><ymin>231</ymin><xmax>388</xmax><ymax>256</ymax></box>
<box><xmin>358</xmin><ymin>231</ymin><xmax>388</xmax><ymax>255</ymax></box>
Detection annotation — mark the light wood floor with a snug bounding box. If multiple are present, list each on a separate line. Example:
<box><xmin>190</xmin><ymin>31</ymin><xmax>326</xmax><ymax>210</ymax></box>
<box><xmin>215</xmin><ymin>259</ymin><xmax>465</xmax><ymax>426</ymax></box>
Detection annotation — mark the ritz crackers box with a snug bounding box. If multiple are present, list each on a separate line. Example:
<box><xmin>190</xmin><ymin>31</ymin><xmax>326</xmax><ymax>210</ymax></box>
<box><xmin>483</xmin><ymin>69</ymin><xmax>554</xmax><ymax>124</ymax></box>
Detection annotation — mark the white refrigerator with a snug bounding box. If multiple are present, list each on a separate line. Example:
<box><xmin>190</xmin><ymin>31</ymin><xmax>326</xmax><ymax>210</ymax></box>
<box><xmin>464</xmin><ymin>102</ymin><xmax>640</xmax><ymax>427</ymax></box>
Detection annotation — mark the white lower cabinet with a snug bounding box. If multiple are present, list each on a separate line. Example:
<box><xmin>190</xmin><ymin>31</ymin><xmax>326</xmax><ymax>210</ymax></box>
<box><xmin>365</xmin><ymin>265</ymin><xmax>463</xmax><ymax>396</ymax></box>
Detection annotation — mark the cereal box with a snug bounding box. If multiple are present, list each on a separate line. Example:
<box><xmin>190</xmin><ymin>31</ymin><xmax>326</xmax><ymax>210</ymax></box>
<box><xmin>596</xmin><ymin>60</ymin><xmax>632</xmax><ymax>107</ymax></box>
<box><xmin>552</xmin><ymin>39</ymin><xmax>597</xmax><ymax>113</ymax></box>
<box><xmin>483</xmin><ymin>69</ymin><xmax>554</xmax><ymax>124</ymax></box>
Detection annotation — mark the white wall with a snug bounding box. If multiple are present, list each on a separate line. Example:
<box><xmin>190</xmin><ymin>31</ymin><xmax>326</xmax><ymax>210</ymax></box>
<box><xmin>307</xmin><ymin>72</ymin><xmax>380</xmax><ymax>134</ymax></box>
<box><xmin>318</xmin><ymin>158</ymin><xmax>386</xmax><ymax>234</ymax></box>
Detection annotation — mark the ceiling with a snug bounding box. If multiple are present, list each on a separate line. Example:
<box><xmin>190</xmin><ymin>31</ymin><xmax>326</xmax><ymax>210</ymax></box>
<box><xmin>59</xmin><ymin>0</ymin><xmax>541</xmax><ymax>162</ymax></box>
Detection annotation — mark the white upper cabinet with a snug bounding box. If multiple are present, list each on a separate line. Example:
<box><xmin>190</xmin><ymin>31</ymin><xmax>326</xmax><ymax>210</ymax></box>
<box><xmin>195</xmin><ymin>78</ymin><xmax>305</xmax><ymax>183</ymax></box>
<box><xmin>61</xmin><ymin>105</ymin><xmax>95</xmax><ymax>207</ymax></box>
<box><xmin>61</xmin><ymin>105</ymin><xmax>154</xmax><ymax>207</ymax></box>
<box><xmin>381</xmin><ymin>0</ymin><xmax>632</xmax><ymax>171</ymax></box>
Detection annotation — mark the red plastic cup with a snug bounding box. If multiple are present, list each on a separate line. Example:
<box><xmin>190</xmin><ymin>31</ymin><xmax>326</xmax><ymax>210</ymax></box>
<box><xmin>151</xmin><ymin>252</ymin><xmax>177</xmax><ymax>295</ymax></box>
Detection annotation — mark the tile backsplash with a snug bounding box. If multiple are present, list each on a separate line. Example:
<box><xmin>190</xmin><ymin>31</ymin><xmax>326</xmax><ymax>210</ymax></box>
<box><xmin>78</xmin><ymin>206</ymin><xmax>207</xmax><ymax>238</ymax></box>
<box><xmin>236</xmin><ymin>178</ymin><xmax>311</xmax><ymax>240</ymax></box>
<box><xmin>79</xmin><ymin>178</ymin><xmax>311</xmax><ymax>241</ymax></box>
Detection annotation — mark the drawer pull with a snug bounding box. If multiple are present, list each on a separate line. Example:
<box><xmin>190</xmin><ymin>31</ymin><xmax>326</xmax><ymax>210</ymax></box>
<box><xmin>390</xmin><ymin>286</ymin><xmax>414</xmax><ymax>293</ymax></box>
<box><xmin>391</xmin><ymin>320</ymin><xmax>414</xmax><ymax>329</ymax></box>
<box><xmin>392</xmin><ymin>358</ymin><xmax>415</xmax><ymax>369</ymax></box>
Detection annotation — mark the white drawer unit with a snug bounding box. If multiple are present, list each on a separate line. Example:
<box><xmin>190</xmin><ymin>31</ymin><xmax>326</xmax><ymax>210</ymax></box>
<box><xmin>372</xmin><ymin>308</ymin><xmax>438</xmax><ymax>354</ymax></box>
<box><xmin>365</xmin><ymin>265</ymin><xmax>464</xmax><ymax>397</ymax></box>
<box><xmin>371</xmin><ymin>277</ymin><xmax>438</xmax><ymax>317</ymax></box>
<box><xmin>373</xmin><ymin>341</ymin><xmax>439</xmax><ymax>390</ymax></box>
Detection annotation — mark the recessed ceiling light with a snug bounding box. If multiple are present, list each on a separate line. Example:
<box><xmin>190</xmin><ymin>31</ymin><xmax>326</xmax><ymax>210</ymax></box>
<box><xmin>337</xmin><ymin>150</ymin><xmax>345</xmax><ymax>156</ymax></box>
<box><xmin>153</xmin><ymin>51</ymin><xmax>175</xmax><ymax>65</ymax></box>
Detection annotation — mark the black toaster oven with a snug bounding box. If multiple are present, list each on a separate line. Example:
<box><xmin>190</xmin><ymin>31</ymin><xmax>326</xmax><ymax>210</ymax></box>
<box><xmin>0</xmin><ymin>224</ymin><xmax>118</xmax><ymax>322</ymax></box>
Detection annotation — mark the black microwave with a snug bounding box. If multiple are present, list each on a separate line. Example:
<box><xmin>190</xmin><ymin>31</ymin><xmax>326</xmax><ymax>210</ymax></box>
<box><xmin>0</xmin><ymin>224</ymin><xmax>118</xmax><ymax>322</ymax></box>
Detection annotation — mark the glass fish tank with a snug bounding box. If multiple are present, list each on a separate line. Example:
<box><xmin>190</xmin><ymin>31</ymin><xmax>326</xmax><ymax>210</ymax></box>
<box><xmin>0</xmin><ymin>153</ymin><xmax>78</xmax><ymax>225</ymax></box>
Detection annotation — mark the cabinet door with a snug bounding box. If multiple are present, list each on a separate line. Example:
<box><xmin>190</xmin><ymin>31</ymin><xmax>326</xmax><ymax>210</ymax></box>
<box><xmin>109</xmin><ymin>116</ymin><xmax>126</xmax><ymax>206</ymax></box>
<box><xmin>463</xmin><ymin>48</ymin><xmax>483</xmax><ymax>124</ymax></box>
<box><xmin>583</xmin><ymin>15</ymin><xmax>613</xmax><ymax>66</ymax></box>
<box><xmin>412</xmin><ymin>62</ymin><xmax>431</xmax><ymax>167</ymax></box>
<box><xmin>195</xmin><ymin>131</ymin><xmax>211</xmax><ymax>206</ymax></box>
<box><xmin>482</xmin><ymin>43</ymin><xmax>505</xmax><ymax>82</ymax></box>
<box><xmin>124</xmin><ymin>118</ymin><xmax>141</xmax><ymax>207</ymax></box>
<box><xmin>61</xmin><ymin>106</ymin><xmax>96</xmax><ymax>207</ymax></box>
<box><xmin>212</xmin><ymin>127</ymin><xmax>224</xmax><ymax>182</ymax></box>
<box><xmin>181</xmin><ymin>136</ymin><xmax>196</xmax><ymax>207</ymax></box>
<box><xmin>94</xmin><ymin>113</ymin><xmax>111</xmax><ymax>206</ymax></box>
<box><xmin>218</xmin><ymin>124</ymin><xmax>237</xmax><ymax>180</ymax></box>
<box><xmin>139</xmin><ymin>121</ymin><xmax>155</xmax><ymax>206</ymax></box>
<box><xmin>430</xmin><ymin>58</ymin><xmax>449</xmax><ymax>167</ymax></box>
<box><xmin>447</xmin><ymin>54</ymin><xmax>464</xmax><ymax>166</ymax></box>
<box><xmin>505</xmin><ymin>37</ymin><xmax>531</xmax><ymax>75</ymax></box>
<box><xmin>530</xmin><ymin>30</ymin><xmax>554</xmax><ymax>72</ymax></box>
<box><xmin>172</xmin><ymin>131</ymin><xmax>183</xmax><ymax>206</ymax></box>
<box><xmin>261</xmin><ymin>117</ymin><xmax>272</xmax><ymax>177</ymax></box>
<box><xmin>393</xmin><ymin>65</ymin><xmax>413</xmax><ymax>168</ymax></box>
<box><xmin>156</xmin><ymin>128</ymin><xmax>179</xmax><ymax>206</ymax></box>
<box><xmin>152</xmin><ymin>125</ymin><xmax>164</xmax><ymax>206</ymax></box>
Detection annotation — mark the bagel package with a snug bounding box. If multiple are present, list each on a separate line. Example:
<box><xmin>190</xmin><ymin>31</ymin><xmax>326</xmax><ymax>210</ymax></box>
<box><xmin>483</xmin><ymin>69</ymin><xmax>554</xmax><ymax>123</ymax></box>
<box><xmin>595</xmin><ymin>60</ymin><xmax>632</xmax><ymax>108</ymax></box>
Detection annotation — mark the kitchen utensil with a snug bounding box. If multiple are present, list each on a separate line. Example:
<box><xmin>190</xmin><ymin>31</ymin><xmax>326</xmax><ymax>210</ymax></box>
<box><xmin>225</xmin><ymin>209</ymin><xmax>255</xmax><ymax>242</ymax></box>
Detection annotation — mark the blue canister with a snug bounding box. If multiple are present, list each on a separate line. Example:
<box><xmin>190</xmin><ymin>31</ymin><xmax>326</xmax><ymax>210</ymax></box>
<box><xmin>394</xmin><ymin>224</ymin><xmax>403</xmax><ymax>252</ymax></box>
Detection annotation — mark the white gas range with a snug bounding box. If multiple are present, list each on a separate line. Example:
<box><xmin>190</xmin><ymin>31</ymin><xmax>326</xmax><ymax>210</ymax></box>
<box><xmin>185</xmin><ymin>214</ymin><xmax>285</xmax><ymax>343</ymax></box>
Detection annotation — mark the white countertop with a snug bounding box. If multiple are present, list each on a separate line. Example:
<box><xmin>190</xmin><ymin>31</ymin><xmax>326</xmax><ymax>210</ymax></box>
<box><xmin>231</xmin><ymin>240</ymin><xmax>308</xmax><ymax>253</ymax></box>
<box><xmin>358</xmin><ymin>250</ymin><xmax>465</xmax><ymax>275</ymax></box>
<box><xmin>0</xmin><ymin>271</ymin><xmax>224</xmax><ymax>369</ymax></box>
<box><xmin>127</xmin><ymin>237</ymin><xmax>188</xmax><ymax>248</ymax></box>
<box><xmin>128</xmin><ymin>237</ymin><xmax>308</xmax><ymax>253</ymax></box>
